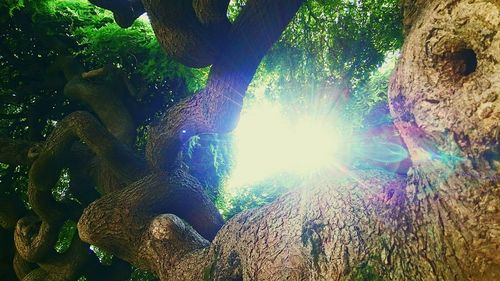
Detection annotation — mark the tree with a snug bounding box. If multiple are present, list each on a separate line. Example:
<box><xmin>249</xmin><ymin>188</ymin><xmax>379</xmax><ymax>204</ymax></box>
<box><xmin>1</xmin><ymin>0</ymin><xmax>498</xmax><ymax>280</ymax></box>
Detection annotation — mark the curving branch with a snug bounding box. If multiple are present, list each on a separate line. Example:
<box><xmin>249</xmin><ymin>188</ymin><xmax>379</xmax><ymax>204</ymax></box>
<box><xmin>14</xmin><ymin>217</ymin><xmax>60</xmax><ymax>263</ymax></box>
<box><xmin>78</xmin><ymin>0</ymin><xmax>305</xmax><ymax>278</ymax></box>
<box><xmin>146</xmin><ymin>0</ymin><xmax>305</xmax><ymax>170</ymax></box>
<box><xmin>13</xmin><ymin>253</ymin><xmax>37</xmax><ymax>280</ymax></box>
<box><xmin>79</xmin><ymin>171</ymin><xmax>409</xmax><ymax>280</ymax></box>
<box><xmin>17</xmin><ymin>234</ymin><xmax>97</xmax><ymax>280</ymax></box>
<box><xmin>78</xmin><ymin>167</ymin><xmax>224</xmax><ymax>266</ymax></box>
<box><xmin>141</xmin><ymin>0</ymin><xmax>230</xmax><ymax>67</ymax></box>
<box><xmin>8</xmin><ymin>53</ymin><xmax>154</xmax><ymax>279</ymax></box>
<box><xmin>21</xmin><ymin>268</ymin><xmax>49</xmax><ymax>281</ymax></box>
<box><xmin>12</xmin><ymin>110</ymin><xmax>148</xmax><ymax>279</ymax></box>
<box><xmin>14</xmin><ymin>226</ymin><xmax>131</xmax><ymax>280</ymax></box>
<box><xmin>75</xmin><ymin>0</ymin><xmax>305</xmax><ymax>278</ymax></box>
<box><xmin>29</xmin><ymin>111</ymin><xmax>147</xmax><ymax>223</ymax></box>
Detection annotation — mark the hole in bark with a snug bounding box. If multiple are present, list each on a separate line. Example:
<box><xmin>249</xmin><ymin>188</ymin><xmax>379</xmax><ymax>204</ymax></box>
<box><xmin>484</xmin><ymin>148</ymin><xmax>499</xmax><ymax>170</ymax></box>
<box><xmin>449</xmin><ymin>48</ymin><xmax>477</xmax><ymax>76</ymax></box>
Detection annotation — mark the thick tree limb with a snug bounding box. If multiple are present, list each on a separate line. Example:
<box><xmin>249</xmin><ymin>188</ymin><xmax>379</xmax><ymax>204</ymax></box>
<box><xmin>13</xmin><ymin>253</ymin><xmax>36</xmax><ymax>280</ymax></box>
<box><xmin>16</xmin><ymin>235</ymin><xmax>96</xmax><ymax>281</ymax></box>
<box><xmin>14</xmin><ymin>217</ymin><xmax>59</xmax><ymax>263</ymax></box>
<box><xmin>142</xmin><ymin>214</ymin><xmax>210</xmax><ymax>280</ymax></box>
<box><xmin>64</xmin><ymin>78</ymin><xmax>136</xmax><ymax>146</ymax></box>
<box><xmin>25</xmin><ymin>1</ymin><xmax>499</xmax><ymax>280</ymax></box>
<box><xmin>78</xmin><ymin>167</ymin><xmax>224</xmax><ymax>267</ymax></box>
<box><xmin>79</xmin><ymin>199</ymin><xmax>212</xmax><ymax>278</ymax></box>
<box><xmin>147</xmin><ymin>0</ymin><xmax>305</xmax><ymax>170</ymax></box>
<box><xmin>78</xmin><ymin>2</ymin><xmax>304</xmax><ymax>277</ymax></box>
<box><xmin>21</xmin><ymin>268</ymin><xmax>49</xmax><ymax>281</ymax></box>
<box><xmin>78</xmin><ymin>171</ymin><xmax>408</xmax><ymax>280</ymax></box>
<box><xmin>10</xmin><ymin>56</ymin><xmax>150</xmax><ymax>278</ymax></box>
<box><xmin>100</xmin><ymin>165</ymin><xmax>497</xmax><ymax>280</ymax></box>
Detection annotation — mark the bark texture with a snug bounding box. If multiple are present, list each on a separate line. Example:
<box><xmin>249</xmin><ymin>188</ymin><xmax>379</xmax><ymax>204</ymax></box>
<box><xmin>141</xmin><ymin>0</ymin><xmax>230</xmax><ymax>67</ymax></box>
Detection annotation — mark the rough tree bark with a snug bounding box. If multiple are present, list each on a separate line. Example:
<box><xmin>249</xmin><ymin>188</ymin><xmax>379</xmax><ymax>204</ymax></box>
<box><xmin>1</xmin><ymin>0</ymin><xmax>498</xmax><ymax>280</ymax></box>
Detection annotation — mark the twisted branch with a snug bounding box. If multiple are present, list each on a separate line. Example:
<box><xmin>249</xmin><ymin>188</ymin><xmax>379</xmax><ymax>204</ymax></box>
<box><xmin>146</xmin><ymin>0</ymin><xmax>305</xmax><ymax>170</ymax></box>
<box><xmin>14</xmin><ymin>217</ymin><xmax>59</xmax><ymax>263</ymax></box>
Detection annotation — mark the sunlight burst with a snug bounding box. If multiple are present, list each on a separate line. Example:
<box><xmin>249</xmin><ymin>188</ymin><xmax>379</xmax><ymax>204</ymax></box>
<box><xmin>227</xmin><ymin>101</ymin><xmax>348</xmax><ymax>188</ymax></box>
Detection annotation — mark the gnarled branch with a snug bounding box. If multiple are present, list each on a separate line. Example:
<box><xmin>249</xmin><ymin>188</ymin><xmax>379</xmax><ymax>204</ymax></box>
<box><xmin>29</xmin><ymin>111</ymin><xmax>147</xmax><ymax>224</ymax></box>
<box><xmin>78</xmin><ymin>167</ymin><xmax>224</xmax><ymax>266</ymax></box>
<box><xmin>146</xmin><ymin>0</ymin><xmax>305</xmax><ymax>170</ymax></box>
<box><xmin>14</xmin><ymin>217</ymin><xmax>59</xmax><ymax>263</ymax></box>
<box><xmin>141</xmin><ymin>0</ymin><xmax>230</xmax><ymax>67</ymax></box>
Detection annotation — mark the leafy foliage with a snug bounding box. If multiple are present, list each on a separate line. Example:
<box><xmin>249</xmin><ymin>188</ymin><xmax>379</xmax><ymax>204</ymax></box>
<box><xmin>234</xmin><ymin>0</ymin><xmax>403</xmax><ymax>101</ymax></box>
<box><xmin>72</xmin><ymin>16</ymin><xmax>208</xmax><ymax>93</ymax></box>
<box><xmin>343</xmin><ymin>51</ymin><xmax>399</xmax><ymax>128</ymax></box>
<box><xmin>54</xmin><ymin>220</ymin><xmax>77</xmax><ymax>253</ymax></box>
<box><xmin>184</xmin><ymin>134</ymin><xmax>234</xmax><ymax>203</ymax></box>
<box><xmin>1</xmin><ymin>0</ymin><xmax>25</xmax><ymax>16</ymax></box>
<box><xmin>218</xmin><ymin>176</ymin><xmax>295</xmax><ymax>220</ymax></box>
<box><xmin>90</xmin><ymin>245</ymin><xmax>113</xmax><ymax>266</ymax></box>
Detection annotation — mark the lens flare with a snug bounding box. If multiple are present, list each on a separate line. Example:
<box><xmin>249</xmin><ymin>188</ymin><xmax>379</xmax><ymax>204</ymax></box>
<box><xmin>227</xmin><ymin>101</ymin><xmax>347</xmax><ymax>188</ymax></box>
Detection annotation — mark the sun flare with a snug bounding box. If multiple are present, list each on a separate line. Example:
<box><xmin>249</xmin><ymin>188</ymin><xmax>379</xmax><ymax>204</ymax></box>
<box><xmin>226</xmin><ymin>101</ymin><xmax>350</xmax><ymax>189</ymax></box>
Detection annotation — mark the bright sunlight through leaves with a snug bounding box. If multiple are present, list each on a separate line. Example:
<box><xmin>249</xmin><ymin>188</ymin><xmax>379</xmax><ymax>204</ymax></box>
<box><xmin>227</xmin><ymin>100</ymin><xmax>349</xmax><ymax>188</ymax></box>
